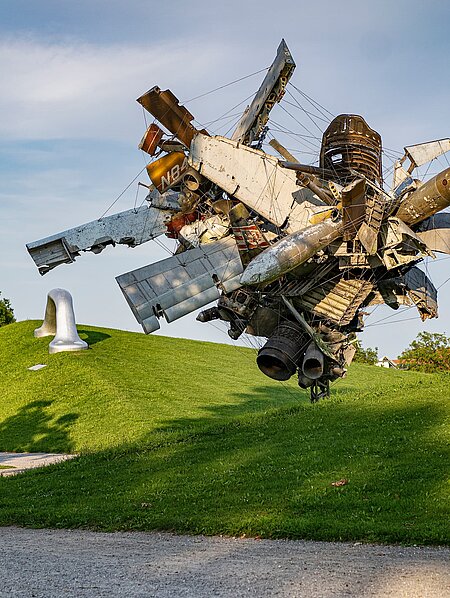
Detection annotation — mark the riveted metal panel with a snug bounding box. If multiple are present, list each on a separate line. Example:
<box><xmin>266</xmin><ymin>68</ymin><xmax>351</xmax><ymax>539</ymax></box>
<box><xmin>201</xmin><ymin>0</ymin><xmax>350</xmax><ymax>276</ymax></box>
<box><xmin>27</xmin><ymin>205</ymin><xmax>169</xmax><ymax>275</ymax></box>
<box><xmin>116</xmin><ymin>237</ymin><xmax>243</xmax><ymax>332</ymax></box>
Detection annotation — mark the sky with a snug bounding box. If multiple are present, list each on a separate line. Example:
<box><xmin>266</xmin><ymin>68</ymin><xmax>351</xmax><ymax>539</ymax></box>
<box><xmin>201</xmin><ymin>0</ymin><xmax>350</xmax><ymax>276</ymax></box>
<box><xmin>1</xmin><ymin>0</ymin><xmax>449</xmax><ymax>359</ymax></box>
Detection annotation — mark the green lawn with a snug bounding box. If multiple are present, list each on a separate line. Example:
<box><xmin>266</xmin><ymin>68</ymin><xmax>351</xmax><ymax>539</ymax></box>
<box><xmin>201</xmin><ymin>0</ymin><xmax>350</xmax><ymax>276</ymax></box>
<box><xmin>0</xmin><ymin>320</ymin><xmax>449</xmax><ymax>544</ymax></box>
<box><xmin>0</xmin><ymin>320</ymin><xmax>303</xmax><ymax>453</ymax></box>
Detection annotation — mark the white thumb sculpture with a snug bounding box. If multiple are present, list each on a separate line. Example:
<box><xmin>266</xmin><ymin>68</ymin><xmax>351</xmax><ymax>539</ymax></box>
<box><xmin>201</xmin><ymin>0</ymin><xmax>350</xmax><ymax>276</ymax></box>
<box><xmin>34</xmin><ymin>288</ymin><xmax>89</xmax><ymax>353</ymax></box>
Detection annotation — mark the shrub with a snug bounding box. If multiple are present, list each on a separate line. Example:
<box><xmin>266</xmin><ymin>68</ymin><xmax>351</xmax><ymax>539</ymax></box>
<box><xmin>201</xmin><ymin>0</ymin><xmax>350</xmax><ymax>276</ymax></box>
<box><xmin>0</xmin><ymin>292</ymin><xmax>15</xmax><ymax>327</ymax></box>
<box><xmin>353</xmin><ymin>342</ymin><xmax>378</xmax><ymax>365</ymax></box>
<box><xmin>399</xmin><ymin>331</ymin><xmax>450</xmax><ymax>372</ymax></box>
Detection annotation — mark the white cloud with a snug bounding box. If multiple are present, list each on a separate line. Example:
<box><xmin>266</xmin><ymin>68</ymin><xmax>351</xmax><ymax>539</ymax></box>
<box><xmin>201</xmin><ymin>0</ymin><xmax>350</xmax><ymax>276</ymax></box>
<box><xmin>0</xmin><ymin>36</ymin><xmax>234</xmax><ymax>141</ymax></box>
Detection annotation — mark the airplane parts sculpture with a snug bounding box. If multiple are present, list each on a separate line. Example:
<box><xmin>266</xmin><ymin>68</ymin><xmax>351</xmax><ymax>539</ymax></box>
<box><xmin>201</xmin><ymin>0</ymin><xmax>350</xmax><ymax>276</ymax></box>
<box><xmin>27</xmin><ymin>40</ymin><xmax>450</xmax><ymax>400</ymax></box>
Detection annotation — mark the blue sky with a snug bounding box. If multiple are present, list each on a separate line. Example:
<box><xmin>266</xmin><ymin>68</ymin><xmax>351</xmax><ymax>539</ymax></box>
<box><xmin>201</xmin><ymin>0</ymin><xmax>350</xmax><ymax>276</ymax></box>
<box><xmin>1</xmin><ymin>0</ymin><xmax>449</xmax><ymax>358</ymax></box>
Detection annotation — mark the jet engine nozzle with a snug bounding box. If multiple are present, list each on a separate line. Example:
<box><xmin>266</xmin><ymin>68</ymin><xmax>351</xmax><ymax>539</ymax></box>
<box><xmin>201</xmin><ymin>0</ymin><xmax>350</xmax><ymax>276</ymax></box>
<box><xmin>257</xmin><ymin>322</ymin><xmax>308</xmax><ymax>381</ymax></box>
<box><xmin>302</xmin><ymin>342</ymin><xmax>324</xmax><ymax>380</ymax></box>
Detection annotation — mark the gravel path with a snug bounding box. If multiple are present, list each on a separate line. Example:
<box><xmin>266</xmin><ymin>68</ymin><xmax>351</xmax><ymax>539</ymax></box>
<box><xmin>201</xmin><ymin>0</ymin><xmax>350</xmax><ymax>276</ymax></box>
<box><xmin>1</xmin><ymin>527</ymin><xmax>449</xmax><ymax>597</ymax></box>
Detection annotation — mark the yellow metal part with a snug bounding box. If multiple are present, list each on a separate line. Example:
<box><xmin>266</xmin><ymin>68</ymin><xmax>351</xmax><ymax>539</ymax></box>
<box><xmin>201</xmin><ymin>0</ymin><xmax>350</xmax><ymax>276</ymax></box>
<box><xmin>146</xmin><ymin>152</ymin><xmax>188</xmax><ymax>193</ymax></box>
<box><xmin>309</xmin><ymin>202</ymin><xmax>342</xmax><ymax>225</ymax></box>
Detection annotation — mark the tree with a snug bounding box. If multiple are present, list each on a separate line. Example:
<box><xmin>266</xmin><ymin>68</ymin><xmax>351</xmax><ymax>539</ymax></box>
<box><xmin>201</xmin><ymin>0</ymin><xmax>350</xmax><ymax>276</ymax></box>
<box><xmin>0</xmin><ymin>292</ymin><xmax>15</xmax><ymax>327</ymax></box>
<box><xmin>353</xmin><ymin>341</ymin><xmax>378</xmax><ymax>365</ymax></box>
<box><xmin>399</xmin><ymin>331</ymin><xmax>450</xmax><ymax>373</ymax></box>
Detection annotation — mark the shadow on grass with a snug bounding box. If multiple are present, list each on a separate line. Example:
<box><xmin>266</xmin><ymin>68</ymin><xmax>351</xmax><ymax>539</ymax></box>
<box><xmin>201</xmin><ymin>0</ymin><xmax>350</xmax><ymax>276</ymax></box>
<box><xmin>77</xmin><ymin>329</ymin><xmax>111</xmax><ymax>346</ymax></box>
<box><xmin>154</xmin><ymin>384</ymin><xmax>308</xmax><ymax>432</ymax></box>
<box><xmin>0</xmin><ymin>386</ymin><xmax>448</xmax><ymax>545</ymax></box>
<box><xmin>0</xmin><ymin>400</ymin><xmax>78</xmax><ymax>453</ymax></box>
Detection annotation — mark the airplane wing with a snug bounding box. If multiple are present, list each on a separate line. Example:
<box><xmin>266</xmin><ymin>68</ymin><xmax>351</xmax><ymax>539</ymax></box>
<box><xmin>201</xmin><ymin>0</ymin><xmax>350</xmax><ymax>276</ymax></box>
<box><xmin>26</xmin><ymin>203</ymin><xmax>172</xmax><ymax>275</ymax></box>
<box><xmin>116</xmin><ymin>237</ymin><xmax>243</xmax><ymax>333</ymax></box>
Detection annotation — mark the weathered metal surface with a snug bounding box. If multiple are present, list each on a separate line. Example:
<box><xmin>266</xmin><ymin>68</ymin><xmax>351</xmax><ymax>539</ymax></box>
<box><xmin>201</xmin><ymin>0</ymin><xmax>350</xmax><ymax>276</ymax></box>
<box><xmin>308</xmin><ymin>207</ymin><xmax>339</xmax><ymax>225</ymax></box>
<box><xmin>357</xmin><ymin>191</ymin><xmax>386</xmax><ymax>254</ymax></box>
<box><xmin>229</xmin><ymin>202</ymin><xmax>269</xmax><ymax>266</ymax></box>
<box><xmin>281</xmin><ymin>296</ymin><xmax>336</xmax><ymax>361</ymax></box>
<box><xmin>404</xmin><ymin>138</ymin><xmax>450</xmax><ymax>168</ymax></box>
<box><xmin>404</xmin><ymin>268</ymin><xmax>438</xmax><ymax>320</ymax></box>
<box><xmin>27</xmin><ymin>205</ymin><xmax>170</xmax><ymax>275</ymax></box>
<box><xmin>277</xmin><ymin>261</ymin><xmax>336</xmax><ymax>297</ymax></box>
<box><xmin>138</xmin><ymin>124</ymin><xmax>164</xmax><ymax>155</ymax></box>
<box><xmin>256</xmin><ymin>320</ymin><xmax>309</xmax><ymax>381</ymax></box>
<box><xmin>240</xmin><ymin>220</ymin><xmax>342</xmax><ymax>286</ymax></box>
<box><xmin>189</xmin><ymin>134</ymin><xmax>326</xmax><ymax>229</ymax></box>
<box><xmin>146</xmin><ymin>152</ymin><xmax>189</xmax><ymax>193</ymax></box>
<box><xmin>302</xmin><ymin>341</ymin><xmax>324</xmax><ymax>380</ymax></box>
<box><xmin>137</xmin><ymin>86</ymin><xmax>207</xmax><ymax>148</ymax></box>
<box><xmin>269</xmin><ymin>139</ymin><xmax>298</xmax><ymax>163</ymax></box>
<box><xmin>296</xmin><ymin>278</ymin><xmax>373</xmax><ymax>326</ymax></box>
<box><xmin>366</xmin><ymin>287</ymin><xmax>402</xmax><ymax>308</ymax></box>
<box><xmin>320</xmin><ymin>115</ymin><xmax>383</xmax><ymax>185</ymax></box>
<box><xmin>149</xmin><ymin>189</ymin><xmax>182</xmax><ymax>211</ymax></box>
<box><xmin>116</xmin><ymin>237</ymin><xmax>243</xmax><ymax>333</ymax></box>
<box><xmin>34</xmin><ymin>288</ymin><xmax>88</xmax><ymax>353</ymax></box>
<box><xmin>179</xmin><ymin>215</ymin><xmax>229</xmax><ymax>247</ymax></box>
<box><xmin>392</xmin><ymin>161</ymin><xmax>411</xmax><ymax>191</ymax></box>
<box><xmin>395</xmin><ymin>168</ymin><xmax>450</xmax><ymax>226</ymax></box>
<box><xmin>416</xmin><ymin>213</ymin><xmax>450</xmax><ymax>254</ymax></box>
<box><xmin>287</xmin><ymin>187</ymin><xmax>333</xmax><ymax>232</ymax></box>
<box><xmin>278</xmin><ymin>161</ymin><xmax>337</xmax><ymax>179</ymax></box>
<box><xmin>232</xmin><ymin>39</ymin><xmax>295</xmax><ymax>146</ymax></box>
<box><xmin>341</xmin><ymin>178</ymin><xmax>366</xmax><ymax>241</ymax></box>
<box><xmin>378</xmin><ymin>267</ymin><xmax>437</xmax><ymax>320</ymax></box>
<box><xmin>158</xmin><ymin>139</ymin><xmax>185</xmax><ymax>153</ymax></box>
<box><xmin>379</xmin><ymin>217</ymin><xmax>434</xmax><ymax>270</ymax></box>
<box><xmin>296</xmin><ymin>172</ymin><xmax>335</xmax><ymax>206</ymax></box>
<box><xmin>338</xmin><ymin>253</ymin><xmax>372</xmax><ymax>270</ymax></box>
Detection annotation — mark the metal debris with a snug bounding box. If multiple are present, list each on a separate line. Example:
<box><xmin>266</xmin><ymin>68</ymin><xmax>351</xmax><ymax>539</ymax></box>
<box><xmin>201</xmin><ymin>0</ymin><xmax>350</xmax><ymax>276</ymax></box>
<box><xmin>26</xmin><ymin>204</ymin><xmax>171</xmax><ymax>275</ymax></box>
<box><xmin>25</xmin><ymin>40</ymin><xmax>450</xmax><ymax>401</ymax></box>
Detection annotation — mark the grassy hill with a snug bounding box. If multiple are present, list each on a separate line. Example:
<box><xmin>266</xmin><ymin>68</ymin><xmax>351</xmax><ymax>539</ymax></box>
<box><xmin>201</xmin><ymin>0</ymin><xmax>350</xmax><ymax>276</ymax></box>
<box><xmin>0</xmin><ymin>320</ymin><xmax>449</xmax><ymax>544</ymax></box>
<box><xmin>0</xmin><ymin>320</ymin><xmax>305</xmax><ymax>453</ymax></box>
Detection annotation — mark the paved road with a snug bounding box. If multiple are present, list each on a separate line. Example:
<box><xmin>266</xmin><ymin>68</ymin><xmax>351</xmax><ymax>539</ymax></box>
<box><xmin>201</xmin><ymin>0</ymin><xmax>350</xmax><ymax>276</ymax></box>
<box><xmin>1</xmin><ymin>527</ymin><xmax>449</xmax><ymax>597</ymax></box>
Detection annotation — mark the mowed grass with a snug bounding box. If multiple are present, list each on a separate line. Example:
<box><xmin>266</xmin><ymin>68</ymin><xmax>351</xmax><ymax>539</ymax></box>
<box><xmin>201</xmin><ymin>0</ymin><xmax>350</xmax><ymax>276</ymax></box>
<box><xmin>0</xmin><ymin>320</ymin><xmax>449</xmax><ymax>544</ymax></box>
<box><xmin>0</xmin><ymin>321</ymin><xmax>304</xmax><ymax>453</ymax></box>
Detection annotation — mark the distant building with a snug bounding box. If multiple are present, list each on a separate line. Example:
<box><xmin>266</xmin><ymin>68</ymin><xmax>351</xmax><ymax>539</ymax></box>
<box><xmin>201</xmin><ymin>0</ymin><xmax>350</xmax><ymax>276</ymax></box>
<box><xmin>376</xmin><ymin>356</ymin><xmax>397</xmax><ymax>368</ymax></box>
